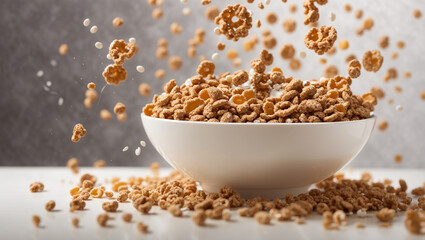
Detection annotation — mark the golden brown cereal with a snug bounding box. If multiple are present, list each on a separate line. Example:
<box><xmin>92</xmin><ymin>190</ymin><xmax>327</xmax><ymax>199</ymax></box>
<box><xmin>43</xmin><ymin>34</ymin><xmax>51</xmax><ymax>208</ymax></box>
<box><xmin>262</xmin><ymin>35</ymin><xmax>277</xmax><ymax>49</ymax></box>
<box><xmin>139</xmin><ymin>83</ymin><xmax>152</xmax><ymax>97</ymax></box>
<box><xmin>338</xmin><ymin>39</ymin><xmax>349</xmax><ymax>50</ymax></box>
<box><xmin>70</xmin><ymin>187</ymin><xmax>80</xmax><ymax>196</ymax></box>
<box><xmin>192</xmin><ymin>210</ymin><xmax>207</xmax><ymax>226</ymax></box>
<box><xmin>108</xmin><ymin>39</ymin><xmax>137</xmax><ymax>65</ymax></box>
<box><xmin>122</xmin><ymin>213</ymin><xmax>132</xmax><ymax>222</ymax></box>
<box><xmin>255</xmin><ymin>20</ymin><xmax>261</xmax><ymax>28</ymax></box>
<box><xmin>370</xmin><ymin>86</ymin><xmax>385</xmax><ymax>99</ymax></box>
<box><xmin>114</xmin><ymin>102</ymin><xmax>126</xmax><ymax>115</ymax></box>
<box><xmin>103</xmin><ymin>64</ymin><xmax>127</xmax><ymax>85</ymax></box>
<box><xmin>413</xmin><ymin>9</ymin><xmax>422</xmax><ymax>19</ymax></box>
<box><xmin>156</xmin><ymin>47</ymin><xmax>168</xmax><ymax>59</ymax></box>
<box><xmin>397</xmin><ymin>41</ymin><xmax>405</xmax><ymax>49</ymax></box>
<box><xmin>72</xmin><ymin>218</ymin><xmax>79</xmax><ymax>227</ymax></box>
<box><xmin>376</xmin><ymin>208</ymin><xmax>396</xmax><ymax>222</ymax></box>
<box><xmin>394</xmin><ymin>155</ymin><xmax>403</xmax><ymax>164</ymax></box>
<box><xmin>154</xmin><ymin>69</ymin><xmax>166</xmax><ymax>80</ymax></box>
<box><xmin>205</xmin><ymin>6</ymin><xmax>219</xmax><ymax>21</ymax></box>
<box><xmin>379</xmin><ymin>36</ymin><xmax>389</xmax><ymax>49</ymax></box>
<box><xmin>323</xmin><ymin>65</ymin><xmax>338</xmax><ymax>78</ymax></box>
<box><xmin>137</xmin><ymin>222</ymin><xmax>149</xmax><ymax>233</ymax></box>
<box><xmin>67</xmin><ymin>158</ymin><xmax>79</xmax><ymax>174</ymax></box>
<box><xmin>169</xmin><ymin>205</ymin><xmax>183</xmax><ymax>217</ymax></box>
<box><xmin>377</xmin><ymin>120</ymin><xmax>388</xmax><ymax>131</ymax></box>
<box><xmin>112</xmin><ymin>17</ymin><xmax>124</xmax><ymax>28</ymax></box>
<box><xmin>214</xmin><ymin>4</ymin><xmax>253</xmax><ymax>41</ymax></box>
<box><xmin>105</xmin><ymin>191</ymin><xmax>114</xmax><ymax>198</ymax></box>
<box><xmin>303</xmin><ymin>0</ymin><xmax>319</xmax><ymax>25</ymax></box>
<box><xmin>391</xmin><ymin>52</ymin><xmax>398</xmax><ymax>59</ymax></box>
<box><xmin>217</xmin><ymin>42</ymin><xmax>226</xmax><ymax>51</ymax></box>
<box><xmin>257</xmin><ymin>2</ymin><xmax>264</xmax><ymax>9</ymax></box>
<box><xmin>260</xmin><ymin>49</ymin><xmax>273</xmax><ymax>66</ymax></box>
<box><xmin>347</xmin><ymin>59</ymin><xmax>361</xmax><ymax>78</ymax></box>
<box><xmin>421</xmin><ymin>91</ymin><xmax>425</xmax><ymax>100</ymax></box>
<box><xmin>280</xmin><ymin>44</ymin><xmax>295</xmax><ymax>59</ymax></box>
<box><xmin>97</xmin><ymin>213</ymin><xmax>110</xmax><ymax>227</ymax></box>
<box><xmin>32</xmin><ymin>215</ymin><xmax>41</xmax><ymax>227</ymax></box>
<box><xmin>282</xmin><ymin>18</ymin><xmax>296</xmax><ymax>33</ymax></box>
<box><xmin>103</xmin><ymin>201</ymin><xmax>119</xmax><ymax>212</ymax></box>
<box><xmin>304</xmin><ymin>26</ymin><xmax>337</xmax><ymax>55</ymax></box>
<box><xmin>266</xmin><ymin>12</ymin><xmax>278</xmax><ymax>24</ymax></box>
<box><xmin>45</xmin><ymin>200</ymin><xmax>56</xmax><ymax>211</ymax></box>
<box><xmin>82</xmin><ymin>180</ymin><xmax>94</xmax><ymax>189</ymax></box>
<box><xmin>71</xmin><ymin>123</ymin><xmax>87</xmax><ymax>142</ymax></box>
<box><xmin>363</xmin><ymin>18</ymin><xmax>374</xmax><ymax>30</ymax></box>
<box><xmin>170</xmin><ymin>22</ymin><xmax>182</xmax><ymax>35</ymax></box>
<box><xmin>197</xmin><ymin>61</ymin><xmax>215</xmax><ymax>77</ymax></box>
<box><xmin>289</xmin><ymin>4</ymin><xmax>297</xmax><ymax>13</ymax></box>
<box><xmin>168</xmin><ymin>56</ymin><xmax>183</xmax><ymax>71</ymax></box>
<box><xmin>152</xmin><ymin>8</ymin><xmax>163</xmax><ymax>19</ymax></box>
<box><xmin>201</xmin><ymin>0</ymin><xmax>211</xmax><ymax>5</ymax></box>
<box><xmin>100</xmin><ymin>109</ymin><xmax>112</xmax><ymax>121</ymax></box>
<box><xmin>355</xmin><ymin>9</ymin><xmax>363</xmax><ymax>19</ymax></box>
<box><xmin>87</xmin><ymin>82</ymin><xmax>96</xmax><ymax>89</ymax></box>
<box><xmin>254</xmin><ymin>211</ymin><xmax>271</xmax><ymax>224</ymax></box>
<box><xmin>362</xmin><ymin>50</ymin><xmax>383</xmax><ymax>72</ymax></box>
<box><xmin>394</xmin><ymin>86</ymin><xmax>402</xmax><ymax>93</ymax></box>
<box><xmin>93</xmin><ymin>160</ymin><xmax>106</xmax><ymax>168</ymax></box>
<box><xmin>70</xmin><ymin>198</ymin><xmax>86</xmax><ymax>211</ymax></box>
<box><xmin>319</xmin><ymin>58</ymin><xmax>327</xmax><ymax>64</ymax></box>
<box><xmin>227</xmin><ymin>49</ymin><xmax>238</xmax><ymax>60</ymax></box>
<box><xmin>289</xmin><ymin>58</ymin><xmax>301</xmax><ymax>71</ymax></box>
<box><xmin>59</xmin><ymin>44</ymin><xmax>69</xmax><ymax>55</ymax></box>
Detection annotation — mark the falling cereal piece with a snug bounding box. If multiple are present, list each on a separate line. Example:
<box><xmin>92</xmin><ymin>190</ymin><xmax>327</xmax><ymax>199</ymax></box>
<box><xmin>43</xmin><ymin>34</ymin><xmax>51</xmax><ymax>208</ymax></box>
<box><xmin>180</xmin><ymin>0</ymin><xmax>188</xmax><ymax>4</ymax></box>
<box><xmin>421</xmin><ymin>91</ymin><xmax>425</xmax><ymax>100</ymax></box>
<box><xmin>136</xmin><ymin>65</ymin><xmax>145</xmax><ymax>73</ymax></box>
<box><xmin>355</xmin><ymin>9</ymin><xmax>363</xmax><ymax>19</ymax></box>
<box><xmin>299</xmin><ymin>51</ymin><xmax>306</xmax><ymax>58</ymax></box>
<box><xmin>93</xmin><ymin>160</ymin><xmax>106</xmax><ymax>168</ymax></box>
<box><xmin>71</xmin><ymin>123</ymin><xmax>87</xmax><ymax>142</ymax></box>
<box><xmin>59</xmin><ymin>44</ymin><xmax>69</xmax><ymax>55</ymax></box>
<box><xmin>123</xmin><ymin>146</ymin><xmax>129</xmax><ymax>152</ymax></box>
<box><xmin>36</xmin><ymin>70</ymin><xmax>44</xmax><ymax>77</ymax></box>
<box><xmin>83</xmin><ymin>18</ymin><xmax>90</xmax><ymax>27</ymax></box>
<box><xmin>395</xmin><ymin>105</ymin><xmax>403</xmax><ymax>111</ymax></box>
<box><xmin>140</xmin><ymin>141</ymin><xmax>146</xmax><ymax>147</ymax></box>
<box><xmin>413</xmin><ymin>9</ymin><xmax>422</xmax><ymax>19</ymax></box>
<box><xmin>72</xmin><ymin>218</ymin><xmax>79</xmax><ymax>227</ymax></box>
<box><xmin>377</xmin><ymin>120</ymin><xmax>388</xmax><ymax>131</ymax></box>
<box><xmin>112</xmin><ymin>17</ymin><xmax>124</xmax><ymax>28</ymax></box>
<box><xmin>394</xmin><ymin>155</ymin><xmax>403</xmax><ymax>163</ymax></box>
<box><xmin>135</xmin><ymin>147</ymin><xmax>141</xmax><ymax>156</ymax></box>
<box><xmin>100</xmin><ymin>109</ymin><xmax>112</xmax><ymax>121</ymax></box>
<box><xmin>339</xmin><ymin>39</ymin><xmax>349</xmax><ymax>50</ymax></box>
<box><xmin>95</xmin><ymin>42</ymin><xmax>103</xmax><ymax>49</ymax></box>
<box><xmin>87</xmin><ymin>82</ymin><xmax>95</xmax><ymax>89</ymax></box>
<box><xmin>139</xmin><ymin>83</ymin><xmax>152</xmax><ymax>97</ymax></box>
<box><xmin>32</xmin><ymin>215</ymin><xmax>41</xmax><ymax>227</ymax></box>
<box><xmin>90</xmin><ymin>26</ymin><xmax>98</xmax><ymax>34</ymax></box>
<box><xmin>397</xmin><ymin>41</ymin><xmax>405</xmax><ymax>49</ymax></box>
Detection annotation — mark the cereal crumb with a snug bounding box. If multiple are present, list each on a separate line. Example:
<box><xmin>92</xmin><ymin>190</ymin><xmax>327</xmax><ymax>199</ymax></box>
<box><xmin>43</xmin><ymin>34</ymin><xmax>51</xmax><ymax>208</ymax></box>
<box><xmin>112</xmin><ymin>17</ymin><xmax>124</xmax><ymax>28</ymax></box>
<box><xmin>100</xmin><ymin>109</ymin><xmax>112</xmax><ymax>121</ymax></box>
<box><xmin>170</xmin><ymin>22</ymin><xmax>183</xmax><ymax>35</ymax></box>
<box><xmin>32</xmin><ymin>215</ymin><xmax>41</xmax><ymax>227</ymax></box>
<box><xmin>114</xmin><ymin>102</ymin><xmax>126</xmax><ymax>115</ymax></box>
<box><xmin>97</xmin><ymin>213</ymin><xmax>110</xmax><ymax>227</ymax></box>
<box><xmin>254</xmin><ymin>211</ymin><xmax>271</xmax><ymax>224</ymax></box>
<box><xmin>137</xmin><ymin>222</ymin><xmax>149</xmax><ymax>233</ymax></box>
<box><xmin>87</xmin><ymin>82</ymin><xmax>96</xmax><ymax>89</ymax></box>
<box><xmin>168</xmin><ymin>56</ymin><xmax>183</xmax><ymax>71</ymax></box>
<box><xmin>205</xmin><ymin>6</ymin><xmax>219</xmax><ymax>21</ymax></box>
<box><xmin>152</xmin><ymin>8</ymin><xmax>163</xmax><ymax>19</ymax></box>
<box><xmin>71</xmin><ymin>123</ymin><xmax>87</xmax><ymax>142</ymax></box>
<box><xmin>122</xmin><ymin>213</ymin><xmax>132</xmax><ymax>223</ymax></box>
<box><xmin>139</xmin><ymin>83</ymin><xmax>152</xmax><ymax>97</ymax></box>
<box><xmin>123</xmin><ymin>146</ymin><xmax>129</xmax><ymax>152</ymax></box>
<box><xmin>72</xmin><ymin>218</ymin><xmax>79</xmax><ymax>227</ymax></box>
<box><xmin>45</xmin><ymin>200</ymin><xmax>56</xmax><ymax>211</ymax></box>
<box><xmin>355</xmin><ymin>9</ymin><xmax>363</xmax><ymax>19</ymax></box>
<box><xmin>102</xmin><ymin>201</ymin><xmax>119</xmax><ymax>212</ymax></box>
<box><xmin>376</xmin><ymin>208</ymin><xmax>396</xmax><ymax>222</ymax></box>
<box><xmin>338</xmin><ymin>39</ymin><xmax>349</xmax><ymax>50</ymax></box>
<box><xmin>67</xmin><ymin>158</ymin><xmax>79</xmax><ymax>174</ymax></box>
<box><xmin>169</xmin><ymin>205</ymin><xmax>183</xmax><ymax>217</ymax></box>
<box><xmin>59</xmin><ymin>44</ymin><xmax>69</xmax><ymax>55</ymax></box>
<box><xmin>394</xmin><ymin>155</ymin><xmax>403</xmax><ymax>163</ymax></box>
<box><xmin>363</xmin><ymin>18</ymin><xmax>374</xmax><ymax>30</ymax></box>
<box><xmin>282</xmin><ymin>18</ymin><xmax>296</xmax><ymax>33</ymax></box>
<box><xmin>30</xmin><ymin>182</ymin><xmax>44</xmax><ymax>192</ymax></box>
<box><xmin>355</xmin><ymin>222</ymin><xmax>365</xmax><ymax>228</ymax></box>
<box><xmin>192</xmin><ymin>210</ymin><xmax>207</xmax><ymax>226</ymax></box>
<box><xmin>93</xmin><ymin>160</ymin><xmax>106</xmax><ymax>168</ymax></box>
<box><xmin>413</xmin><ymin>9</ymin><xmax>422</xmax><ymax>19</ymax></box>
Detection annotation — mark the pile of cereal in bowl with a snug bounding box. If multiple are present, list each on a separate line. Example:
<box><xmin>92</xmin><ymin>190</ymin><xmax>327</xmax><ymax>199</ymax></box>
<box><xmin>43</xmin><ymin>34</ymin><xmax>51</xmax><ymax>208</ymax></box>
<box><xmin>143</xmin><ymin>50</ymin><xmax>378</xmax><ymax>123</ymax></box>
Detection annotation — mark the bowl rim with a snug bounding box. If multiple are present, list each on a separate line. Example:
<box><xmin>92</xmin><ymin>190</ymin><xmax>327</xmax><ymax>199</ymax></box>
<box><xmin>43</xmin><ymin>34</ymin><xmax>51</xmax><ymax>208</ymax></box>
<box><xmin>141</xmin><ymin>113</ymin><xmax>376</xmax><ymax>126</ymax></box>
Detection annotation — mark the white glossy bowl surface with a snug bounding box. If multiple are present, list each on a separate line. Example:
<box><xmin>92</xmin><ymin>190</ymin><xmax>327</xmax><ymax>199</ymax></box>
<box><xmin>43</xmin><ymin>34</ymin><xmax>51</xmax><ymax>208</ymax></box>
<box><xmin>141</xmin><ymin>114</ymin><xmax>376</xmax><ymax>198</ymax></box>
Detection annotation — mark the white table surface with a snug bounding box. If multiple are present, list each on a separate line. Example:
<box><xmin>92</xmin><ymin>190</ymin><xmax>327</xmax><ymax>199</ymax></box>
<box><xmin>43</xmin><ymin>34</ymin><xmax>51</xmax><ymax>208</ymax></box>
<box><xmin>0</xmin><ymin>167</ymin><xmax>424</xmax><ymax>240</ymax></box>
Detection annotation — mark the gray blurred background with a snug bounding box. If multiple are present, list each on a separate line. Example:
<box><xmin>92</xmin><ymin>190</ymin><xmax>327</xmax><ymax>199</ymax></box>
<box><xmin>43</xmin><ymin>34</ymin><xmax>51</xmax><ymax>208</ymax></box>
<box><xmin>0</xmin><ymin>0</ymin><xmax>424</xmax><ymax>167</ymax></box>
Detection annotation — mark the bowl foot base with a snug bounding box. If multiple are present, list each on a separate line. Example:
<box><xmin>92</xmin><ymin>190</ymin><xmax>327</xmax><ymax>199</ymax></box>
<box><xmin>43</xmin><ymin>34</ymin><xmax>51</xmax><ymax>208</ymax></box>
<box><xmin>200</xmin><ymin>184</ymin><xmax>311</xmax><ymax>199</ymax></box>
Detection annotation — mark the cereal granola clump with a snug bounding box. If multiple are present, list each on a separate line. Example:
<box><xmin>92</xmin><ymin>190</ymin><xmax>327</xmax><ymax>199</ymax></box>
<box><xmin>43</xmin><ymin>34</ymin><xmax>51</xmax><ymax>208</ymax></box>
<box><xmin>112</xmin><ymin>17</ymin><xmax>124</xmax><ymax>28</ymax></box>
<box><xmin>71</xmin><ymin>123</ymin><xmax>86</xmax><ymax>142</ymax></box>
<box><xmin>32</xmin><ymin>215</ymin><xmax>41</xmax><ymax>227</ymax></box>
<box><xmin>347</xmin><ymin>59</ymin><xmax>361</xmax><ymax>79</ymax></box>
<box><xmin>45</xmin><ymin>200</ymin><xmax>56</xmax><ymax>211</ymax></box>
<box><xmin>304</xmin><ymin>26</ymin><xmax>337</xmax><ymax>55</ymax></box>
<box><xmin>214</xmin><ymin>4</ymin><xmax>253</xmax><ymax>41</ymax></box>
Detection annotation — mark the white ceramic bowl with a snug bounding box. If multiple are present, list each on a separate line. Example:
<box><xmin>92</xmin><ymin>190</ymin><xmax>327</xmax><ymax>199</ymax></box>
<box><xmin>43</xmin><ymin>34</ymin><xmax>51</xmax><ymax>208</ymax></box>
<box><xmin>141</xmin><ymin>114</ymin><xmax>376</xmax><ymax>198</ymax></box>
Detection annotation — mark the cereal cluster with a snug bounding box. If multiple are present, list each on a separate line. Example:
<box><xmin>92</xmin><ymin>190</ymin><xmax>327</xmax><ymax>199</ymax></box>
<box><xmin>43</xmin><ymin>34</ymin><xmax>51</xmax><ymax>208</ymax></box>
<box><xmin>214</xmin><ymin>4</ymin><xmax>253</xmax><ymax>41</ymax></box>
<box><xmin>102</xmin><ymin>39</ymin><xmax>137</xmax><ymax>85</ymax></box>
<box><xmin>71</xmin><ymin>123</ymin><xmax>86</xmax><ymax>142</ymax></box>
<box><xmin>143</xmin><ymin>51</ymin><xmax>376</xmax><ymax>123</ymax></box>
<box><xmin>304</xmin><ymin>25</ymin><xmax>337</xmax><ymax>55</ymax></box>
